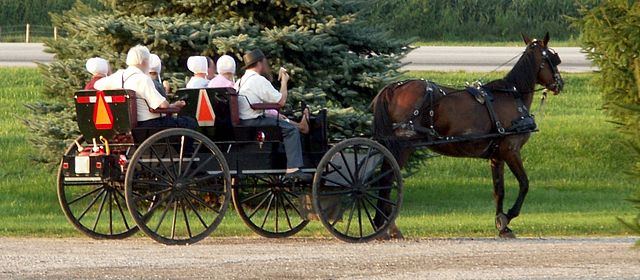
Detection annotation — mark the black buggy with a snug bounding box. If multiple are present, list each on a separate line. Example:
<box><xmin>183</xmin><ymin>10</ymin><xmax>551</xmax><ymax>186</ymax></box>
<box><xmin>57</xmin><ymin>88</ymin><xmax>402</xmax><ymax>245</ymax></box>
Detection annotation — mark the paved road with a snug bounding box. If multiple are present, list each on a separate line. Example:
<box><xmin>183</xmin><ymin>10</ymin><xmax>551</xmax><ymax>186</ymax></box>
<box><xmin>0</xmin><ymin>43</ymin><xmax>595</xmax><ymax>72</ymax></box>
<box><xmin>0</xmin><ymin>237</ymin><xmax>638</xmax><ymax>279</ymax></box>
<box><xmin>401</xmin><ymin>46</ymin><xmax>595</xmax><ymax>73</ymax></box>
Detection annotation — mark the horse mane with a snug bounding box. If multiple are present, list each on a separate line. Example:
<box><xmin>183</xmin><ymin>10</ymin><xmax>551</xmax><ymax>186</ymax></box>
<box><xmin>487</xmin><ymin>49</ymin><xmax>537</xmax><ymax>93</ymax></box>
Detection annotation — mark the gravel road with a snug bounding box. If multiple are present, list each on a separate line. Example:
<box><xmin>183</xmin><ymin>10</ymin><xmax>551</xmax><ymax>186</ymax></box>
<box><xmin>1</xmin><ymin>237</ymin><xmax>638</xmax><ymax>279</ymax></box>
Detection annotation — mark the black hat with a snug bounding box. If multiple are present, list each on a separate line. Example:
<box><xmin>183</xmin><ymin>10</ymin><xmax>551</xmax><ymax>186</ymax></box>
<box><xmin>242</xmin><ymin>49</ymin><xmax>266</xmax><ymax>69</ymax></box>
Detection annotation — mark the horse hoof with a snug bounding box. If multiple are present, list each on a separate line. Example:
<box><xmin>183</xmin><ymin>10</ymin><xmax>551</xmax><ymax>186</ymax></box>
<box><xmin>499</xmin><ymin>228</ymin><xmax>516</xmax><ymax>239</ymax></box>
<box><xmin>495</xmin><ymin>213</ymin><xmax>509</xmax><ymax>231</ymax></box>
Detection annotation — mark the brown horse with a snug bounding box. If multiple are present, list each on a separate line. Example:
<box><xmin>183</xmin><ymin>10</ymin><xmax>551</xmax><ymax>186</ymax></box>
<box><xmin>372</xmin><ymin>33</ymin><xmax>564</xmax><ymax>238</ymax></box>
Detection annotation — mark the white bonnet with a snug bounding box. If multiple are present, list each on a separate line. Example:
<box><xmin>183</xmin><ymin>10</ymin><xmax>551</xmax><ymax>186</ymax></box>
<box><xmin>149</xmin><ymin>54</ymin><xmax>162</xmax><ymax>74</ymax></box>
<box><xmin>187</xmin><ymin>56</ymin><xmax>208</xmax><ymax>74</ymax></box>
<box><xmin>216</xmin><ymin>55</ymin><xmax>236</xmax><ymax>74</ymax></box>
<box><xmin>126</xmin><ymin>45</ymin><xmax>151</xmax><ymax>66</ymax></box>
<box><xmin>85</xmin><ymin>57</ymin><xmax>109</xmax><ymax>76</ymax></box>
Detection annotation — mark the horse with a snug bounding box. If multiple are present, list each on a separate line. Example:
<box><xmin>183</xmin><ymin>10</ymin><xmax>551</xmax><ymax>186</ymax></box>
<box><xmin>372</xmin><ymin>33</ymin><xmax>564</xmax><ymax>238</ymax></box>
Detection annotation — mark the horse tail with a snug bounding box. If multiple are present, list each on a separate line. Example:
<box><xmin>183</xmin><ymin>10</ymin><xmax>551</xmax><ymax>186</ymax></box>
<box><xmin>371</xmin><ymin>84</ymin><xmax>402</xmax><ymax>162</ymax></box>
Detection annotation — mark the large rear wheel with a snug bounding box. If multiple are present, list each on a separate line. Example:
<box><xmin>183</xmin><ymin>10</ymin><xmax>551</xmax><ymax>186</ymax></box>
<box><xmin>125</xmin><ymin>128</ymin><xmax>231</xmax><ymax>245</ymax></box>
<box><xmin>312</xmin><ymin>138</ymin><xmax>403</xmax><ymax>243</ymax></box>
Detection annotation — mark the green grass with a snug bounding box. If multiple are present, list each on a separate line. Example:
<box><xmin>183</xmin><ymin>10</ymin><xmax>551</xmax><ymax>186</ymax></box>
<box><xmin>413</xmin><ymin>39</ymin><xmax>579</xmax><ymax>47</ymax></box>
<box><xmin>0</xmin><ymin>68</ymin><xmax>636</xmax><ymax>239</ymax></box>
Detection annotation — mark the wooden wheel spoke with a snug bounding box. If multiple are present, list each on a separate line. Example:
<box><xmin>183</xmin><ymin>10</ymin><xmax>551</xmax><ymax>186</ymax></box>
<box><xmin>188</xmin><ymin>174</ymin><xmax>224</xmax><ymax>185</ymax></box>
<box><xmin>327</xmin><ymin>161</ymin><xmax>353</xmax><ymax>185</ymax></box>
<box><xmin>364</xmin><ymin>192</ymin><xmax>397</xmax><ymax>207</ymax></box>
<box><xmin>338</xmin><ymin>151</ymin><xmax>355</xmax><ymax>183</ymax></box>
<box><xmin>149</xmin><ymin>145</ymin><xmax>175</xmax><ymax>180</ymax></box>
<box><xmin>142</xmin><ymin>193</ymin><xmax>172</xmax><ymax>220</ymax></box>
<box><xmin>240</xmin><ymin>189</ymin><xmax>271</xmax><ymax>204</ymax></box>
<box><xmin>357</xmin><ymin>199</ymin><xmax>363</xmax><ymax>238</ymax></box>
<box><xmin>281</xmin><ymin>191</ymin><xmax>305</xmax><ymax>219</ymax></box>
<box><xmin>260</xmin><ymin>194</ymin><xmax>275</xmax><ymax>229</ymax></box>
<box><xmin>361</xmin><ymin>198</ymin><xmax>377</xmax><ymax>231</ymax></box>
<box><xmin>181</xmin><ymin>141</ymin><xmax>202</xmax><ymax>178</ymax></box>
<box><xmin>67</xmin><ymin>186</ymin><xmax>104</xmax><ymax>205</ymax></box>
<box><xmin>177</xmin><ymin>136</ymin><xmax>186</xmax><ymax>176</ymax></box>
<box><xmin>185</xmin><ymin>196</ymin><xmax>209</xmax><ymax>229</ymax></box>
<box><xmin>163</xmin><ymin>138</ymin><xmax>179</xmax><ymax>177</ymax></box>
<box><xmin>181</xmin><ymin>202</ymin><xmax>192</xmax><ymax>239</ymax></box>
<box><xmin>170</xmin><ymin>199</ymin><xmax>179</xmax><ymax>239</ymax></box>
<box><xmin>153</xmin><ymin>195</ymin><xmax>175</xmax><ymax>232</ymax></box>
<box><xmin>247</xmin><ymin>193</ymin><xmax>272</xmax><ymax>220</ymax></box>
<box><xmin>279</xmin><ymin>193</ymin><xmax>293</xmax><ymax>230</ymax></box>
<box><xmin>92</xmin><ymin>189</ymin><xmax>109</xmax><ymax>231</ymax></box>
<box><xmin>185</xmin><ymin>191</ymin><xmax>220</xmax><ymax>214</ymax></box>
<box><xmin>344</xmin><ymin>199</ymin><xmax>357</xmax><ymax>236</ymax></box>
<box><xmin>365</xmin><ymin>185</ymin><xmax>396</xmax><ymax>191</ymax></box>
<box><xmin>362</xmin><ymin>169</ymin><xmax>394</xmax><ymax>187</ymax></box>
<box><xmin>358</xmin><ymin>146</ymin><xmax>374</xmax><ymax>179</ymax></box>
<box><xmin>137</xmin><ymin>162</ymin><xmax>174</xmax><ymax>185</ymax></box>
<box><xmin>77</xmin><ymin>188</ymin><xmax>106</xmax><ymax>222</ymax></box>
<box><xmin>363</xmin><ymin>196</ymin><xmax>390</xmax><ymax>222</ymax></box>
<box><xmin>112</xmin><ymin>190</ymin><xmax>131</xmax><ymax>230</ymax></box>
<box><xmin>108</xmin><ymin>191</ymin><xmax>113</xmax><ymax>235</ymax></box>
<box><xmin>132</xmin><ymin>179</ymin><xmax>172</xmax><ymax>188</ymax></box>
<box><xmin>186</xmin><ymin>155</ymin><xmax>216</xmax><ymax>178</ymax></box>
<box><xmin>137</xmin><ymin>188</ymin><xmax>172</xmax><ymax>202</ymax></box>
<box><xmin>320</xmin><ymin>176</ymin><xmax>352</xmax><ymax>189</ymax></box>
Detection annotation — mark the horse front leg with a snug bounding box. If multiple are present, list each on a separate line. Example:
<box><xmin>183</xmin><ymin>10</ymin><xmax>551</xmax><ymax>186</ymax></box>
<box><xmin>501</xmin><ymin>151</ymin><xmax>530</xmax><ymax>238</ymax></box>
<box><xmin>491</xmin><ymin>158</ymin><xmax>510</xmax><ymax>237</ymax></box>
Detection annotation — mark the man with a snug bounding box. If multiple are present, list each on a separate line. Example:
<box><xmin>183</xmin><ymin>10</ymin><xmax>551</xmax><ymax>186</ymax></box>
<box><xmin>94</xmin><ymin>45</ymin><xmax>196</xmax><ymax>129</ymax></box>
<box><xmin>236</xmin><ymin>49</ymin><xmax>311</xmax><ymax>181</ymax></box>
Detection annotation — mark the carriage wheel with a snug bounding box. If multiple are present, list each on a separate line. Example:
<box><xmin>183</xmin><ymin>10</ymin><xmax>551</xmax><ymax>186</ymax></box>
<box><xmin>57</xmin><ymin>136</ymin><xmax>139</xmax><ymax>239</ymax></box>
<box><xmin>232</xmin><ymin>175</ymin><xmax>309</xmax><ymax>238</ymax></box>
<box><xmin>312</xmin><ymin>138</ymin><xmax>403</xmax><ymax>243</ymax></box>
<box><xmin>125</xmin><ymin>128</ymin><xmax>231</xmax><ymax>245</ymax></box>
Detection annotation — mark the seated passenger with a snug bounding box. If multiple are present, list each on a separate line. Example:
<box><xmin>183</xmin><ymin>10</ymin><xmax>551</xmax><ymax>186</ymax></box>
<box><xmin>84</xmin><ymin>57</ymin><xmax>111</xmax><ymax>90</ymax></box>
<box><xmin>94</xmin><ymin>45</ymin><xmax>196</xmax><ymax>130</ymax></box>
<box><xmin>206</xmin><ymin>56</ymin><xmax>216</xmax><ymax>80</ymax></box>
<box><xmin>236</xmin><ymin>49</ymin><xmax>311</xmax><ymax>181</ymax></box>
<box><xmin>186</xmin><ymin>56</ymin><xmax>210</xmax><ymax>88</ymax></box>
<box><xmin>148</xmin><ymin>54</ymin><xmax>167</xmax><ymax>97</ymax></box>
<box><xmin>207</xmin><ymin>55</ymin><xmax>236</xmax><ymax>88</ymax></box>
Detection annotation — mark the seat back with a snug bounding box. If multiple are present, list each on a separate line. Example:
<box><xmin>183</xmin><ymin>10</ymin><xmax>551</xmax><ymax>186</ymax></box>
<box><xmin>74</xmin><ymin>89</ymin><xmax>137</xmax><ymax>143</ymax></box>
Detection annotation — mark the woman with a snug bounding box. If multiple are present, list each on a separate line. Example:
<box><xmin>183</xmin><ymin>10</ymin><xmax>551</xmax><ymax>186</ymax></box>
<box><xmin>148</xmin><ymin>54</ymin><xmax>167</xmax><ymax>97</ymax></box>
<box><xmin>186</xmin><ymin>56</ymin><xmax>210</xmax><ymax>88</ymax></box>
<box><xmin>84</xmin><ymin>57</ymin><xmax>110</xmax><ymax>90</ymax></box>
<box><xmin>207</xmin><ymin>55</ymin><xmax>236</xmax><ymax>88</ymax></box>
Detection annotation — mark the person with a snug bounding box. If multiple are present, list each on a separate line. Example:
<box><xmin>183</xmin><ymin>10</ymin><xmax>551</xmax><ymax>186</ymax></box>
<box><xmin>186</xmin><ymin>56</ymin><xmax>210</xmax><ymax>88</ymax></box>
<box><xmin>148</xmin><ymin>54</ymin><xmax>167</xmax><ymax>97</ymax></box>
<box><xmin>236</xmin><ymin>49</ymin><xmax>311</xmax><ymax>181</ymax></box>
<box><xmin>94</xmin><ymin>45</ymin><xmax>196</xmax><ymax>129</ymax></box>
<box><xmin>207</xmin><ymin>55</ymin><xmax>236</xmax><ymax>88</ymax></box>
<box><xmin>206</xmin><ymin>56</ymin><xmax>216</xmax><ymax>80</ymax></box>
<box><xmin>84</xmin><ymin>57</ymin><xmax>111</xmax><ymax>90</ymax></box>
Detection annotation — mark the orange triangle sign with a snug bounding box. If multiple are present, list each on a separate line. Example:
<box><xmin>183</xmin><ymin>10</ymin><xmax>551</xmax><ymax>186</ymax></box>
<box><xmin>196</xmin><ymin>89</ymin><xmax>215</xmax><ymax>126</ymax></box>
<box><xmin>93</xmin><ymin>91</ymin><xmax>114</xmax><ymax>130</ymax></box>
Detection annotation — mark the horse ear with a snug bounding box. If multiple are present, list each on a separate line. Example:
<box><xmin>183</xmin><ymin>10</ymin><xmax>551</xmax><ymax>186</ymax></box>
<box><xmin>521</xmin><ymin>33</ymin><xmax>532</xmax><ymax>45</ymax></box>
<box><xmin>543</xmin><ymin>32</ymin><xmax>550</xmax><ymax>47</ymax></box>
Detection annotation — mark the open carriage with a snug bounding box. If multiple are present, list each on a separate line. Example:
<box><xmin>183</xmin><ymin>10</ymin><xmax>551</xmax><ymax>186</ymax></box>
<box><xmin>57</xmin><ymin>88</ymin><xmax>403</xmax><ymax>245</ymax></box>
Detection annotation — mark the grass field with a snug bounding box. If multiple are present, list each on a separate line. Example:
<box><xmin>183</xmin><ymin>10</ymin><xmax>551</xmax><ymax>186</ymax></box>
<box><xmin>414</xmin><ymin>39</ymin><xmax>579</xmax><ymax>47</ymax></box>
<box><xmin>0</xmin><ymin>68</ymin><xmax>637</xmax><ymax>239</ymax></box>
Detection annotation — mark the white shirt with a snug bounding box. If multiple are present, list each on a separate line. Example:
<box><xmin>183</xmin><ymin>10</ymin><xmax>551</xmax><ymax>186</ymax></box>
<box><xmin>94</xmin><ymin>66</ymin><xmax>166</xmax><ymax>122</ymax></box>
<box><xmin>235</xmin><ymin>70</ymin><xmax>282</xmax><ymax>120</ymax></box>
<box><xmin>186</xmin><ymin>76</ymin><xmax>210</xmax><ymax>89</ymax></box>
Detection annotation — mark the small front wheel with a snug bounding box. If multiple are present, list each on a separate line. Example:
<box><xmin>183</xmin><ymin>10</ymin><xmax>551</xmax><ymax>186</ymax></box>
<box><xmin>312</xmin><ymin>138</ymin><xmax>403</xmax><ymax>243</ymax></box>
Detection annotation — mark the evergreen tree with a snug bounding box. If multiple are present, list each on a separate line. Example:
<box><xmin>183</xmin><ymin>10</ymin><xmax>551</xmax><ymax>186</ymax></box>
<box><xmin>27</xmin><ymin>0</ymin><xmax>409</xmax><ymax>162</ymax></box>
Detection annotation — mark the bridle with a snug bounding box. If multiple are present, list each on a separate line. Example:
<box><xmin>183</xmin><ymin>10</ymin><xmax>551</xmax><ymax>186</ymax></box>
<box><xmin>530</xmin><ymin>41</ymin><xmax>564</xmax><ymax>94</ymax></box>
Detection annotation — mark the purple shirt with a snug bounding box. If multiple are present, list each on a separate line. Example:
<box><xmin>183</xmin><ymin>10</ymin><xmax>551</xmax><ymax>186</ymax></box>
<box><xmin>207</xmin><ymin>75</ymin><xmax>235</xmax><ymax>88</ymax></box>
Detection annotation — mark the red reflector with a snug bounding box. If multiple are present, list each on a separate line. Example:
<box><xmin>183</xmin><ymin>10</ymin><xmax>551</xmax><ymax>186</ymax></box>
<box><xmin>111</xmin><ymin>95</ymin><xmax>126</xmax><ymax>103</ymax></box>
<box><xmin>76</xmin><ymin>96</ymin><xmax>91</xmax><ymax>104</ymax></box>
<box><xmin>62</xmin><ymin>162</ymin><xmax>69</xmax><ymax>169</ymax></box>
<box><xmin>95</xmin><ymin>162</ymin><xmax>102</xmax><ymax>169</ymax></box>
<box><xmin>257</xmin><ymin>131</ymin><xmax>265</xmax><ymax>142</ymax></box>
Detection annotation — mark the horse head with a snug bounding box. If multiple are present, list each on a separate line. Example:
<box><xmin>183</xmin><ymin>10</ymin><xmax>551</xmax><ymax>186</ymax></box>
<box><xmin>522</xmin><ymin>33</ymin><xmax>564</xmax><ymax>95</ymax></box>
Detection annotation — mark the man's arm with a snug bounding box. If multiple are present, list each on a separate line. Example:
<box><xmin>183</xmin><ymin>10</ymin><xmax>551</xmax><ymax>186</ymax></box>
<box><xmin>276</xmin><ymin>70</ymin><xmax>289</xmax><ymax>107</ymax></box>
